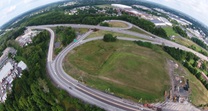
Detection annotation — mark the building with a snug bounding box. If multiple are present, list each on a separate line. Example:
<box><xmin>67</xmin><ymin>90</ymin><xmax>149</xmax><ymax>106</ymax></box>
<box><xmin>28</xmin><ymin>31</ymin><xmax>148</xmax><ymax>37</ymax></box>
<box><xmin>0</xmin><ymin>62</ymin><xmax>13</xmax><ymax>83</ymax></box>
<box><xmin>0</xmin><ymin>47</ymin><xmax>16</xmax><ymax>68</ymax></box>
<box><xmin>170</xmin><ymin>17</ymin><xmax>192</xmax><ymax>26</ymax></box>
<box><xmin>18</xmin><ymin>61</ymin><xmax>27</xmax><ymax>71</ymax></box>
<box><xmin>159</xmin><ymin>17</ymin><xmax>172</xmax><ymax>26</ymax></box>
<box><xmin>0</xmin><ymin>60</ymin><xmax>27</xmax><ymax>103</ymax></box>
<box><xmin>150</xmin><ymin>17</ymin><xmax>172</xmax><ymax>26</ymax></box>
<box><xmin>15</xmin><ymin>29</ymin><xmax>40</xmax><ymax>47</ymax></box>
<box><xmin>151</xmin><ymin>19</ymin><xmax>166</xmax><ymax>26</ymax></box>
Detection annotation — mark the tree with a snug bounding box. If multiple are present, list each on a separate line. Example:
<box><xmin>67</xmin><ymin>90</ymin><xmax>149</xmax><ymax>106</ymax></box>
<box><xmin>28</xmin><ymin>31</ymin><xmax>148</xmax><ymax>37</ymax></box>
<box><xmin>100</xmin><ymin>22</ymin><xmax>110</xmax><ymax>27</ymax></box>
<box><xmin>103</xmin><ymin>34</ymin><xmax>117</xmax><ymax>42</ymax></box>
<box><xmin>173</xmin><ymin>26</ymin><xmax>187</xmax><ymax>37</ymax></box>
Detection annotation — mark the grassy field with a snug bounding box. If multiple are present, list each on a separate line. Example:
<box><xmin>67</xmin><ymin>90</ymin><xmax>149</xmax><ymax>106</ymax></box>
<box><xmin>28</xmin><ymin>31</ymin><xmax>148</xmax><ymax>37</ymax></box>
<box><xmin>162</xmin><ymin>26</ymin><xmax>178</xmax><ymax>37</ymax></box>
<box><xmin>63</xmin><ymin>40</ymin><xmax>171</xmax><ymax>102</ymax></box>
<box><xmin>86</xmin><ymin>30</ymin><xmax>141</xmax><ymax>39</ymax></box>
<box><xmin>162</xmin><ymin>26</ymin><xmax>208</xmax><ymax>55</ymax></box>
<box><xmin>75</xmin><ymin>28</ymin><xmax>89</xmax><ymax>35</ymax></box>
<box><xmin>174</xmin><ymin>36</ymin><xmax>208</xmax><ymax>54</ymax></box>
<box><xmin>108</xmin><ymin>21</ymin><xmax>129</xmax><ymax>28</ymax></box>
<box><xmin>128</xmin><ymin>26</ymin><xmax>152</xmax><ymax>36</ymax></box>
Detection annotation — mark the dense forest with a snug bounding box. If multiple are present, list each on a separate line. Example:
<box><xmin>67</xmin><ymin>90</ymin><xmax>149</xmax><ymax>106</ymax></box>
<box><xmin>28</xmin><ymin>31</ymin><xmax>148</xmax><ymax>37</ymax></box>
<box><xmin>1</xmin><ymin>32</ymin><xmax>103</xmax><ymax>111</ymax></box>
<box><xmin>55</xmin><ymin>26</ymin><xmax>76</xmax><ymax>46</ymax></box>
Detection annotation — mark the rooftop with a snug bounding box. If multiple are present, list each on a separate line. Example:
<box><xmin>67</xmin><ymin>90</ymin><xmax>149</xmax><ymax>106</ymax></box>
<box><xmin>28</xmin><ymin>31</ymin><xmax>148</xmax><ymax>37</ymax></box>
<box><xmin>151</xmin><ymin>19</ymin><xmax>164</xmax><ymax>24</ymax></box>
<box><xmin>0</xmin><ymin>62</ymin><xmax>13</xmax><ymax>82</ymax></box>
<box><xmin>17</xmin><ymin>61</ymin><xmax>27</xmax><ymax>70</ymax></box>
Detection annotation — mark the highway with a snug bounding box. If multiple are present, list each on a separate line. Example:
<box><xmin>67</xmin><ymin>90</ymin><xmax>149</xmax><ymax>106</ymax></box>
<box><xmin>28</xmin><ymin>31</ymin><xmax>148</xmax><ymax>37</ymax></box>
<box><xmin>28</xmin><ymin>20</ymin><xmax>205</xmax><ymax>111</ymax></box>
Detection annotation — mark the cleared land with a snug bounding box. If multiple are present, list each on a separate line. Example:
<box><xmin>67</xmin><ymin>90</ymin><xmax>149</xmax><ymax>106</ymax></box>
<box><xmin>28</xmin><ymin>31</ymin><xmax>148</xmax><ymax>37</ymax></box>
<box><xmin>63</xmin><ymin>40</ymin><xmax>170</xmax><ymax>102</ymax></box>
<box><xmin>86</xmin><ymin>30</ymin><xmax>141</xmax><ymax>39</ymax></box>
<box><xmin>108</xmin><ymin>21</ymin><xmax>129</xmax><ymax>28</ymax></box>
<box><xmin>174</xmin><ymin>62</ymin><xmax>208</xmax><ymax>105</ymax></box>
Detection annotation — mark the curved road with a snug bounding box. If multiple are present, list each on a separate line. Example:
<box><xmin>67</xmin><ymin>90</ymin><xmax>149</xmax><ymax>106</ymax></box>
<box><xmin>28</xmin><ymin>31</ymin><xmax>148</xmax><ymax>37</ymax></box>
<box><xmin>28</xmin><ymin>20</ymin><xmax>205</xmax><ymax>111</ymax></box>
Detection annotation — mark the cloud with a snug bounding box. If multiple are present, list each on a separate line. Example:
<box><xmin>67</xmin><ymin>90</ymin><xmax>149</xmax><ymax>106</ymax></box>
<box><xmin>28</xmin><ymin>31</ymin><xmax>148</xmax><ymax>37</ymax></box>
<box><xmin>24</xmin><ymin>0</ymin><xmax>36</xmax><ymax>4</ymax></box>
<box><xmin>6</xmin><ymin>5</ymin><xmax>16</xmax><ymax>14</ymax></box>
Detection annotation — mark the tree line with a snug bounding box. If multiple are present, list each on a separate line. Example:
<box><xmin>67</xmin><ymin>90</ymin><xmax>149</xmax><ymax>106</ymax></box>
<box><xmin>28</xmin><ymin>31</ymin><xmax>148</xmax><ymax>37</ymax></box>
<box><xmin>24</xmin><ymin>11</ymin><xmax>168</xmax><ymax>39</ymax></box>
<box><xmin>163</xmin><ymin>46</ymin><xmax>208</xmax><ymax>90</ymax></box>
<box><xmin>134</xmin><ymin>40</ymin><xmax>208</xmax><ymax>90</ymax></box>
<box><xmin>173</xmin><ymin>26</ymin><xmax>187</xmax><ymax>37</ymax></box>
<box><xmin>191</xmin><ymin>37</ymin><xmax>208</xmax><ymax>50</ymax></box>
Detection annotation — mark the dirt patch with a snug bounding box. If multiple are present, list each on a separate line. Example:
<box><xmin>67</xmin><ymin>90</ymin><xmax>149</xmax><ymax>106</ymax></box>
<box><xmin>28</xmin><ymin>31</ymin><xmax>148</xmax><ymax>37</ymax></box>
<box><xmin>99</xmin><ymin>76</ymin><xmax>125</xmax><ymax>85</ymax></box>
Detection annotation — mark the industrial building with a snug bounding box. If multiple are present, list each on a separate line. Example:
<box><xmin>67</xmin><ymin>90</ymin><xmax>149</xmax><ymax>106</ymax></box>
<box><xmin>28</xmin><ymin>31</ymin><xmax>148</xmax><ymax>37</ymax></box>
<box><xmin>151</xmin><ymin>19</ymin><xmax>166</xmax><ymax>26</ymax></box>
<box><xmin>0</xmin><ymin>62</ymin><xmax>13</xmax><ymax>83</ymax></box>
<box><xmin>0</xmin><ymin>47</ymin><xmax>17</xmax><ymax>69</ymax></box>
<box><xmin>15</xmin><ymin>29</ymin><xmax>40</xmax><ymax>47</ymax></box>
<box><xmin>151</xmin><ymin>17</ymin><xmax>172</xmax><ymax>26</ymax></box>
<box><xmin>0</xmin><ymin>60</ymin><xmax>27</xmax><ymax>102</ymax></box>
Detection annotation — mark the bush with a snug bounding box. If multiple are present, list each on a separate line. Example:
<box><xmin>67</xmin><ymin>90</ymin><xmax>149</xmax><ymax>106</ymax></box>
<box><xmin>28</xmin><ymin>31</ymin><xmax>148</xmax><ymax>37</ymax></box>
<box><xmin>173</xmin><ymin>26</ymin><xmax>187</xmax><ymax>37</ymax></box>
<box><xmin>103</xmin><ymin>34</ymin><xmax>117</xmax><ymax>42</ymax></box>
<box><xmin>100</xmin><ymin>22</ymin><xmax>109</xmax><ymax>27</ymax></box>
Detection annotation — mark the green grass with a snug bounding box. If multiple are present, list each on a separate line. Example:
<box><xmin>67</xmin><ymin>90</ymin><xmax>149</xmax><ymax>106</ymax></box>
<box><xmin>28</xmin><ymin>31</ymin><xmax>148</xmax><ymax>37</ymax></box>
<box><xmin>174</xmin><ymin>36</ymin><xmax>208</xmax><ymax>54</ymax></box>
<box><xmin>75</xmin><ymin>28</ymin><xmax>89</xmax><ymax>35</ymax></box>
<box><xmin>86</xmin><ymin>30</ymin><xmax>141</xmax><ymax>40</ymax></box>
<box><xmin>189</xmin><ymin>73</ymin><xmax>208</xmax><ymax>106</ymax></box>
<box><xmin>108</xmin><ymin>21</ymin><xmax>129</xmax><ymax>28</ymax></box>
<box><xmin>129</xmin><ymin>26</ymin><xmax>151</xmax><ymax>36</ymax></box>
<box><xmin>162</xmin><ymin>26</ymin><xmax>178</xmax><ymax>37</ymax></box>
<box><xmin>63</xmin><ymin>40</ymin><xmax>170</xmax><ymax>102</ymax></box>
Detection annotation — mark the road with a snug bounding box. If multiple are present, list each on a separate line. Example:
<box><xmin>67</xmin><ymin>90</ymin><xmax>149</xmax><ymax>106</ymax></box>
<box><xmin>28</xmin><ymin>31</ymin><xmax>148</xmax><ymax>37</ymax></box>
<box><xmin>28</xmin><ymin>20</ymin><xmax>204</xmax><ymax>111</ymax></box>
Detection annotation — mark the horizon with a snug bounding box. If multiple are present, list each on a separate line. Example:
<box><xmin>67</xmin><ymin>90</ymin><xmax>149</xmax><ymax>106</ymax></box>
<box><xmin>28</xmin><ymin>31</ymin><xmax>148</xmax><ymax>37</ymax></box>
<box><xmin>145</xmin><ymin>0</ymin><xmax>208</xmax><ymax>28</ymax></box>
<box><xmin>0</xmin><ymin>0</ymin><xmax>65</xmax><ymax>29</ymax></box>
<box><xmin>0</xmin><ymin>0</ymin><xmax>208</xmax><ymax>29</ymax></box>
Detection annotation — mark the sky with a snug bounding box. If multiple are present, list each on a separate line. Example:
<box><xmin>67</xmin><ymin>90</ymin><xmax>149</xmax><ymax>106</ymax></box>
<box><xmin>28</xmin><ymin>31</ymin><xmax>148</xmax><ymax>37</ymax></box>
<box><xmin>145</xmin><ymin>0</ymin><xmax>208</xmax><ymax>27</ymax></box>
<box><xmin>0</xmin><ymin>0</ymin><xmax>63</xmax><ymax>27</ymax></box>
<box><xmin>0</xmin><ymin>0</ymin><xmax>208</xmax><ymax>28</ymax></box>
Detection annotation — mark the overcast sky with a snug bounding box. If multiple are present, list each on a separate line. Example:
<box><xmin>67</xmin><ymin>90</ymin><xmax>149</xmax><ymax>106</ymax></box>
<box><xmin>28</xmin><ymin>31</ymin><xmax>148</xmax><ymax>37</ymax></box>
<box><xmin>0</xmin><ymin>0</ymin><xmax>63</xmax><ymax>27</ymax></box>
<box><xmin>0</xmin><ymin>0</ymin><xmax>208</xmax><ymax>28</ymax></box>
<box><xmin>145</xmin><ymin>0</ymin><xmax>208</xmax><ymax>27</ymax></box>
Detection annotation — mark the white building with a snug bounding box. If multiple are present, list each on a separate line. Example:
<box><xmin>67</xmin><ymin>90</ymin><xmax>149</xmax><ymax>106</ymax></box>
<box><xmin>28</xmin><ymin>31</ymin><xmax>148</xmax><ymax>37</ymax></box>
<box><xmin>159</xmin><ymin>17</ymin><xmax>172</xmax><ymax>26</ymax></box>
<box><xmin>1</xmin><ymin>93</ymin><xmax>7</xmax><ymax>103</ymax></box>
<box><xmin>18</xmin><ymin>61</ymin><xmax>27</xmax><ymax>70</ymax></box>
<box><xmin>151</xmin><ymin>19</ymin><xmax>166</xmax><ymax>26</ymax></box>
<box><xmin>0</xmin><ymin>62</ymin><xmax>13</xmax><ymax>83</ymax></box>
<box><xmin>150</xmin><ymin>17</ymin><xmax>172</xmax><ymax>26</ymax></box>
